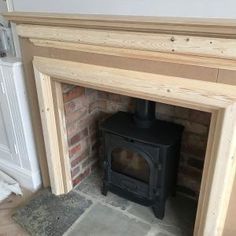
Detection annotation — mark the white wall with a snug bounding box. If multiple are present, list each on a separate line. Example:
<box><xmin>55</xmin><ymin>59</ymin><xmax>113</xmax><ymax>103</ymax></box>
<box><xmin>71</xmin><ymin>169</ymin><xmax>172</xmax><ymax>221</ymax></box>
<box><xmin>0</xmin><ymin>0</ymin><xmax>7</xmax><ymax>13</ymax></box>
<box><xmin>9</xmin><ymin>0</ymin><xmax>236</xmax><ymax>18</ymax></box>
<box><xmin>0</xmin><ymin>0</ymin><xmax>8</xmax><ymax>26</ymax></box>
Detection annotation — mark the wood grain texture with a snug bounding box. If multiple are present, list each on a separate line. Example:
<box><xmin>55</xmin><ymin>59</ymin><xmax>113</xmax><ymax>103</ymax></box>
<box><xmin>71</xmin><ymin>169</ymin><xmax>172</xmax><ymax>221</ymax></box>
<box><xmin>195</xmin><ymin>107</ymin><xmax>236</xmax><ymax>235</ymax></box>
<box><xmin>194</xmin><ymin>110</ymin><xmax>218</xmax><ymax>235</ymax></box>
<box><xmin>33</xmin><ymin>69</ymin><xmax>65</xmax><ymax>195</ymax></box>
<box><xmin>32</xmin><ymin>56</ymin><xmax>236</xmax><ymax>236</ymax></box>
<box><xmin>4</xmin><ymin>12</ymin><xmax>236</xmax><ymax>38</ymax></box>
<box><xmin>51</xmin><ymin>81</ymin><xmax>72</xmax><ymax>193</ymax></box>
<box><xmin>30</xmin><ymin>38</ymin><xmax>236</xmax><ymax>71</ymax></box>
<box><xmin>223</xmin><ymin>171</ymin><xmax>236</xmax><ymax>236</ymax></box>
<box><xmin>17</xmin><ymin>24</ymin><xmax>236</xmax><ymax>60</ymax></box>
<box><xmin>28</xmin><ymin>40</ymin><xmax>220</xmax><ymax>83</ymax></box>
<box><xmin>33</xmin><ymin>57</ymin><xmax>236</xmax><ymax>111</ymax></box>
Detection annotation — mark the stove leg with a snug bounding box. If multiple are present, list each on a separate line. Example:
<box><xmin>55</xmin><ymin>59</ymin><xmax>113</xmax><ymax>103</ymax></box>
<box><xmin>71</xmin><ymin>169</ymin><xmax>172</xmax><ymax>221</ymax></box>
<box><xmin>101</xmin><ymin>182</ymin><xmax>109</xmax><ymax>196</ymax></box>
<box><xmin>153</xmin><ymin>202</ymin><xmax>165</xmax><ymax>219</ymax></box>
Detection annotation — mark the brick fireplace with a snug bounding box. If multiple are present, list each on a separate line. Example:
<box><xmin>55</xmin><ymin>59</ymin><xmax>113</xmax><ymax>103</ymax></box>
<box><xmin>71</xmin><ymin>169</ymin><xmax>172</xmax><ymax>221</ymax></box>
<box><xmin>62</xmin><ymin>84</ymin><xmax>210</xmax><ymax>199</ymax></box>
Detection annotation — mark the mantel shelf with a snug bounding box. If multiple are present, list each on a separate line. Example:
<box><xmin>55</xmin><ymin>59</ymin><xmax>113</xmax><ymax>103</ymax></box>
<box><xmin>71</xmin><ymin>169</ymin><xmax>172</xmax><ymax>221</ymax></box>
<box><xmin>4</xmin><ymin>12</ymin><xmax>236</xmax><ymax>38</ymax></box>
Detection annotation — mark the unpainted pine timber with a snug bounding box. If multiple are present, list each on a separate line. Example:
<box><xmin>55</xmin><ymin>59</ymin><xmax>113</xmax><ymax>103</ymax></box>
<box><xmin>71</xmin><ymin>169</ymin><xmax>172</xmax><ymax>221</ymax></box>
<box><xmin>16</xmin><ymin>24</ymin><xmax>236</xmax><ymax>60</ymax></box>
<box><xmin>194</xmin><ymin>107</ymin><xmax>236</xmax><ymax>235</ymax></box>
<box><xmin>4</xmin><ymin>12</ymin><xmax>236</xmax><ymax>38</ymax></box>
<box><xmin>30</xmin><ymin>38</ymin><xmax>236</xmax><ymax>71</ymax></box>
<box><xmin>33</xmin><ymin>57</ymin><xmax>236</xmax><ymax>111</ymax></box>
<box><xmin>51</xmin><ymin>80</ymin><xmax>72</xmax><ymax>193</ymax></box>
<box><xmin>33</xmin><ymin>69</ymin><xmax>65</xmax><ymax>195</ymax></box>
<box><xmin>223</xmin><ymin>171</ymin><xmax>236</xmax><ymax>236</ymax></box>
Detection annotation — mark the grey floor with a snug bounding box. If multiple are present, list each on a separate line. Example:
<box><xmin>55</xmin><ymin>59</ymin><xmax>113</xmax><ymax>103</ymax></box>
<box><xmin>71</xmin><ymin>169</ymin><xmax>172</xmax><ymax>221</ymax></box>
<box><xmin>64</xmin><ymin>170</ymin><xmax>197</xmax><ymax>236</ymax></box>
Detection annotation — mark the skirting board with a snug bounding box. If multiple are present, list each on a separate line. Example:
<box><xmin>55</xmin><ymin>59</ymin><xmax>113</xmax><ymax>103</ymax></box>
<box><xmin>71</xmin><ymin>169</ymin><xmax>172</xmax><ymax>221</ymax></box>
<box><xmin>0</xmin><ymin>159</ymin><xmax>42</xmax><ymax>191</ymax></box>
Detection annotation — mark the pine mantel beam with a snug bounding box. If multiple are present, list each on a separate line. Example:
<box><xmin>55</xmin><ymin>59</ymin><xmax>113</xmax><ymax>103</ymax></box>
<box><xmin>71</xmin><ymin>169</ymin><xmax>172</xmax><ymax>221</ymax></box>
<box><xmin>4</xmin><ymin>12</ymin><xmax>236</xmax><ymax>38</ymax></box>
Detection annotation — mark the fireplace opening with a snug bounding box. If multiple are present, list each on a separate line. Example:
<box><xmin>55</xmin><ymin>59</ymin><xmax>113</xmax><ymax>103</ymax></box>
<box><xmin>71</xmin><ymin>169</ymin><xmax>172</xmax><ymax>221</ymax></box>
<box><xmin>62</xmin><ymin>84</ymin><xmax>210</xmax><ymax>233</ymax></box>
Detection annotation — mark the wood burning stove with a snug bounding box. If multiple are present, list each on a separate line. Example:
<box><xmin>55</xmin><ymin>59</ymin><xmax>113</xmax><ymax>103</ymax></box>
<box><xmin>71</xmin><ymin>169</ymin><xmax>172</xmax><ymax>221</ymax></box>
<box><xmin>100</xmin><ymin>99</ymin><xmax>184</xmax><ymax>219</ymax></box>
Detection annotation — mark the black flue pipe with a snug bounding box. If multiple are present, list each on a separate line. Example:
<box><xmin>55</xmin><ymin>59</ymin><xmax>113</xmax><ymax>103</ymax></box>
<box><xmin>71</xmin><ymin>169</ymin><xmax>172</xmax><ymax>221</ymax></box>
<box><xmin>133</xmin><ymin>99</ymin><xmax>156</xmax><ymax>128</ymax></box>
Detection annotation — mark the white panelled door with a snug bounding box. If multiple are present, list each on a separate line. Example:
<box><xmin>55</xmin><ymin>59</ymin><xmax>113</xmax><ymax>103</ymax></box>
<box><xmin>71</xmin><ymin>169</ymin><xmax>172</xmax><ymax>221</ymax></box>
<box><xmin>0</xmin><ymin>65</ymin><xmax>20</xmax><ymax>165</ymax></box>
<box><xmin>0</xmin><ymin>58</ymin><xmax>41</xmax><ymax>190</ymax></box>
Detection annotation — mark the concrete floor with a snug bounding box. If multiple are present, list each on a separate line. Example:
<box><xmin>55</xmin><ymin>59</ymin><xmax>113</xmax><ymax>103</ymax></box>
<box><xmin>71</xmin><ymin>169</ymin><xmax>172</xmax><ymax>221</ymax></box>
<box><xmin>65</xmin><ymin>170</ymin><xmax>197</xmax><ymax>236</ymax></box>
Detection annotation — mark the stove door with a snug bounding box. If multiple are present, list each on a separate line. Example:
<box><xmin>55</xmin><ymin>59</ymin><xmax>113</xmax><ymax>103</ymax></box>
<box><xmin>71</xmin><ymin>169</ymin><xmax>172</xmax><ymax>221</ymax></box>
<box><xmin>105</xmin><ymin>133</ymin><xmax>160</xmax><ymax>199</ymax></box>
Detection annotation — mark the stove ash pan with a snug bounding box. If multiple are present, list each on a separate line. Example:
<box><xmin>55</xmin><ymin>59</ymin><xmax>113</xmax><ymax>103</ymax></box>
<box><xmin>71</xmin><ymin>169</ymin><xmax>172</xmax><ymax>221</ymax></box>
<box><xmin>100</xmin><ymin>111</ymin><xmax>184</xmax><ymax>219</ymax></box>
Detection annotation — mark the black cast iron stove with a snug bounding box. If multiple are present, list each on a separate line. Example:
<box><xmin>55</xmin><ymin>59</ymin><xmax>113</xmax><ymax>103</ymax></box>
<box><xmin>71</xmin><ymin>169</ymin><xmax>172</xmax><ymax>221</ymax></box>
<box><xmin>100</xmin><ymin>99</ymin><xmax>184</xmax><ymax>219</ymax></box>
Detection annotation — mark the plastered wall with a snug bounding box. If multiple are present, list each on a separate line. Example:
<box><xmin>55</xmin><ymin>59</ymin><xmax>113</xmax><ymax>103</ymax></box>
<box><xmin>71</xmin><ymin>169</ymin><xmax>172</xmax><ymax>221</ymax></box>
<box><xmin>9</xmin><ymin>0</ymin><xmax>236</xmax><ymax>18</ymax></box>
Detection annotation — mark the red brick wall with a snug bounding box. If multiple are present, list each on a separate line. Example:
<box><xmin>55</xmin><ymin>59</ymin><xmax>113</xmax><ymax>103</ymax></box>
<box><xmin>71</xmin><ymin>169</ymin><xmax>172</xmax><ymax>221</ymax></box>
<box><xmin>63</xmin><ymin>84</ymin><xmax>98</xmax><ymax>186</ymax></box>
<box><xmin>155</xmin><ymin>103</ymin><xmax>211</xmax><ymax>198</ymax></box>
<box><xmin>62</xmin><ymin>84</ymin><xmax>134</xmax><ymax>186</ymax></box>
<box><xmin>62</xmin><ymin>84</ymin><xmax>210</xmax><ymax>198</ymax></box>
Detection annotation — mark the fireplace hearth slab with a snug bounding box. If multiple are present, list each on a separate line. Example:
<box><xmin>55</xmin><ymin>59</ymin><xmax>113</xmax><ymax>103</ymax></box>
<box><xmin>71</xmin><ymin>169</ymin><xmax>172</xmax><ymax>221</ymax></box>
<box><xmin>76</xmin><ymin>169</ymin><xmax>131</xmax><ymax>210</ymax></box>
<box><xmin>66</xmin><ymin>203</ymin><xmax>151</xmax><ymax>236</ymax></box>
<box><xmin>75</xmin><ymin>169</ymin><xmax>195</xmax><ymax>235</ymax></box>
<box><xmin>128</xmin><ymin>196</ymin><xmax>196</xmax><ymax>235</ymax></box>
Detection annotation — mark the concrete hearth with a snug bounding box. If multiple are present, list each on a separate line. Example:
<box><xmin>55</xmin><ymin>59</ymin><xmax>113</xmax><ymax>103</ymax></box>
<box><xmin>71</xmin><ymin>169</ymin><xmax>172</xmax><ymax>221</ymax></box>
<box><xmin>66</xmin><ymin>169</ymin><xmax>196</xmax><ymax>236</ymax></box>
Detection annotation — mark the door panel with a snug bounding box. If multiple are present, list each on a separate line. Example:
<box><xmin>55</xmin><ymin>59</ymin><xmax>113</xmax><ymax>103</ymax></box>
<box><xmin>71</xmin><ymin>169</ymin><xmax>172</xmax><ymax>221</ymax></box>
<box><xmin>0</xmin><ymin>105</ymin><xmax>9</xmax><ymax>147</ymax></box>
<box><xmin>0</xmin><ymin>66</ymin><xmax>19</xmax><ymax>166</ymax></box>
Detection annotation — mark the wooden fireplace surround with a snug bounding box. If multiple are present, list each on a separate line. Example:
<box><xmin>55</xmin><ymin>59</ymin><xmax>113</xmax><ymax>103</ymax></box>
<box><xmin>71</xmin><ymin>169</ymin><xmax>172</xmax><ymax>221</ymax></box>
<box><xmin>5</xmin><ymin>12</ymin><xmax>236</xmax><ymax>236</ymax></box>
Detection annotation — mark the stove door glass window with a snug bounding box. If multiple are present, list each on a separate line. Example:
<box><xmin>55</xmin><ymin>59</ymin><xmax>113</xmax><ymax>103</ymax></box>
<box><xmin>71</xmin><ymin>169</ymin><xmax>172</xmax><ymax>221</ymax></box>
<box><xmin>111</xmin><ymin>147</ymin><xmax>149</xmax><ymax>183</ymax></box>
